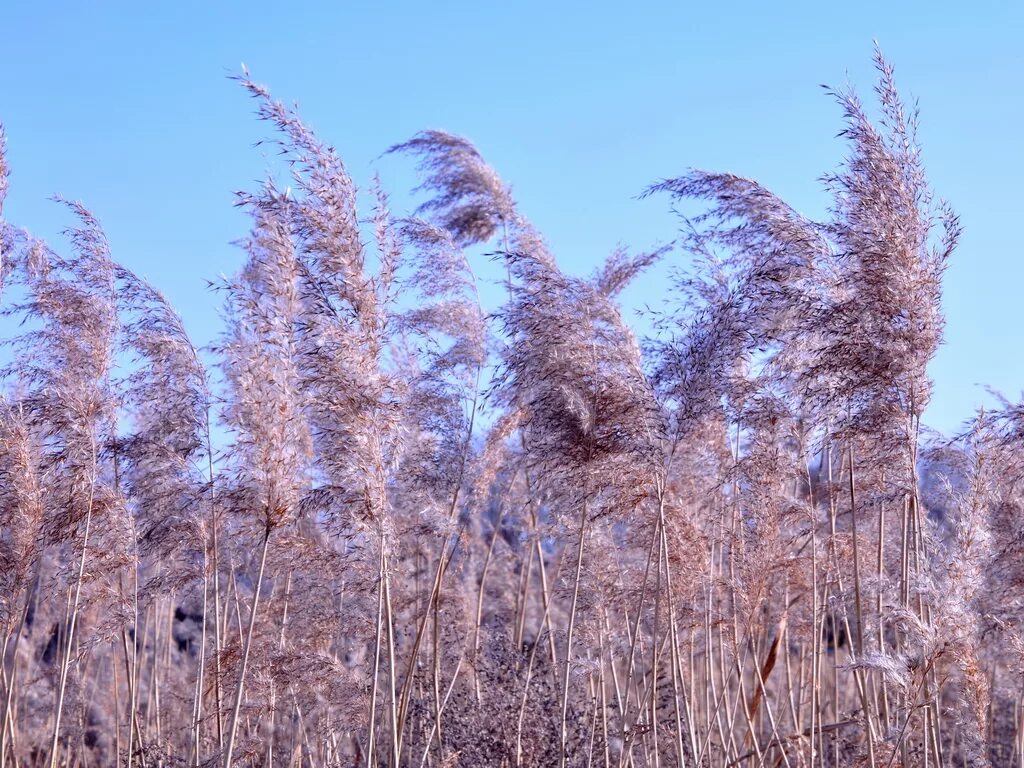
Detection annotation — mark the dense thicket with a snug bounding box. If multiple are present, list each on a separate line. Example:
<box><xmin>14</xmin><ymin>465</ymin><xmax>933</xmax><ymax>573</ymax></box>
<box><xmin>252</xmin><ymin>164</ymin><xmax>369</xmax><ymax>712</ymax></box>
<box><xmin>1</xmin><ymin>51</ymin><xmax>1022</xmax><ymax>768</ymax></box>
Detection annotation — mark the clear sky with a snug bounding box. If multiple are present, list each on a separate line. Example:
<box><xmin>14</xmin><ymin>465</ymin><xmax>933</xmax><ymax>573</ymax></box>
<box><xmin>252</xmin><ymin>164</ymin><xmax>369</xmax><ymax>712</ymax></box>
<box><xmin>1</xmin><ymin>1</ymin><xmax>1020</xmax><ymax>434</ymax></box>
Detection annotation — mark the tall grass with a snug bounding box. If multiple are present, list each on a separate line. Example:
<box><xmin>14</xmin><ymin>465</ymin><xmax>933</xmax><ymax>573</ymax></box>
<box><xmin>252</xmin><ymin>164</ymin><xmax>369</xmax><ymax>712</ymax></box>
<box><xmin>0</xmin><ymin>50</ymin><xmax>1019</xmax><ymax>768</ymax></box>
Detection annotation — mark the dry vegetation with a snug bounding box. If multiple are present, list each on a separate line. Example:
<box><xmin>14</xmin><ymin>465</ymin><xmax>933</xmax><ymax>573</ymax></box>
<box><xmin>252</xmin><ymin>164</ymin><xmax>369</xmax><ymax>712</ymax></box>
<box><xmin>0</xmin><ymin>51</ymin><xmax>1021</xmax><ymax>767</ymax></box>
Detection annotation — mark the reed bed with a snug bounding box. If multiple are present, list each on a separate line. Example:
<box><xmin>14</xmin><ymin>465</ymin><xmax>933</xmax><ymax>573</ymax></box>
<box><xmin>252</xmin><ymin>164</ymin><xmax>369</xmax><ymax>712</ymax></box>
<box><xmin>0</xmin><ymin>50</ymin><xmax>1020</xmax><ymax>767</ymax></box>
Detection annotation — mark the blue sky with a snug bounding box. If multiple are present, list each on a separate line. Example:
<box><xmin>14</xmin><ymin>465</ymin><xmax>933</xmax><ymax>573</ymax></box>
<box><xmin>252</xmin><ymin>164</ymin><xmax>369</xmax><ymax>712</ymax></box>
<box><xmin>1</xmin><ymin>1</ymin><xmax>1020</xmax><ymax>433</ymax></box>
